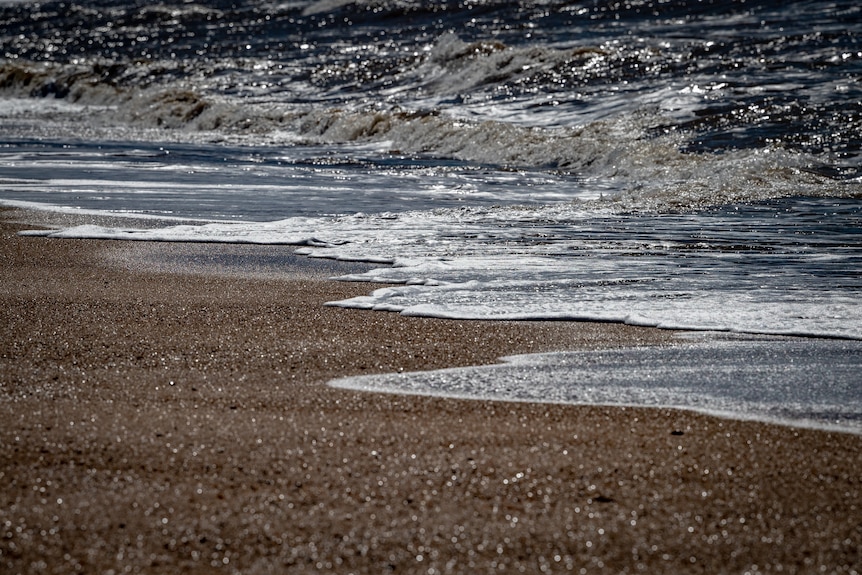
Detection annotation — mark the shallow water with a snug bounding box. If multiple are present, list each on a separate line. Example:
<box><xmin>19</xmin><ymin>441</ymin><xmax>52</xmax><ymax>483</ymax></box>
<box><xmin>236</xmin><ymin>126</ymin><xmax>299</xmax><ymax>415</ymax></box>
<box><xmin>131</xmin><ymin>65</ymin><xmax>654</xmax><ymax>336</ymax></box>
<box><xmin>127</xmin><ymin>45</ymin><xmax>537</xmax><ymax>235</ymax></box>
<box><xmin>331</xmin><ymin>333</ymin><xmax>862</xmax><ymax>434</ymax></box>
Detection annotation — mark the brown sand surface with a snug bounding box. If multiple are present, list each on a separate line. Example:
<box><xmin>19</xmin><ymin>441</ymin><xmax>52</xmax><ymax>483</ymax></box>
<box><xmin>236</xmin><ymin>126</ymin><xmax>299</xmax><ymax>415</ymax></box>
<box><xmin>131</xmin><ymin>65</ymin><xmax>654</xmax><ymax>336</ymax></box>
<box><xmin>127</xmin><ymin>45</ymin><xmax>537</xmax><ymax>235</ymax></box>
<box><xmin>1</xmin><ymin>209</ymin><xmax>860</xmax><ymax>574</ymax></box>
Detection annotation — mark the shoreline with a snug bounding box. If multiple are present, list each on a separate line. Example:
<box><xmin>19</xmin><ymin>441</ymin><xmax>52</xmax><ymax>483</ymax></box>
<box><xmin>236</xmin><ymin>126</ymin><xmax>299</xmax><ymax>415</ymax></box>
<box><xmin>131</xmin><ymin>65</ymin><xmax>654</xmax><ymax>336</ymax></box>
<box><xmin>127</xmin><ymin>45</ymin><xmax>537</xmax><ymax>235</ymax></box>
<box><xmin>2</xmin><ymin>208</ymin><xmax>861</xmax><ymax>574</ymax></box>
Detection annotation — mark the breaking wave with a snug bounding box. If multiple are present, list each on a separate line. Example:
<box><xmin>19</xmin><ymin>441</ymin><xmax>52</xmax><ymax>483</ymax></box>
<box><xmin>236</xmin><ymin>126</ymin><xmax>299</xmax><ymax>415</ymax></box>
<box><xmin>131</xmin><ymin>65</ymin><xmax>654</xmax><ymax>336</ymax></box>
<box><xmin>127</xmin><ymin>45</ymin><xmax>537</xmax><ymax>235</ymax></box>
<box><xmin>2</xmin><ymin>0</ymin><xmax>860</xmax><ymax>212</ymax></box>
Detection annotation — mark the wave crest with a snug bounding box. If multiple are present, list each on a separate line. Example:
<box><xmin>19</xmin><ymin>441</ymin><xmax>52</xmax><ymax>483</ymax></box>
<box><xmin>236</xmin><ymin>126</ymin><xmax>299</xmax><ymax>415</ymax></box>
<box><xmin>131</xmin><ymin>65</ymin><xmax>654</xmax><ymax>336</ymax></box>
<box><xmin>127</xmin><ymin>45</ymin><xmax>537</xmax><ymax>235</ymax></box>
<box><xmin>2</xmin><ymin>55</ymin><xmax>859</xmax><ymax>212</ymax></box>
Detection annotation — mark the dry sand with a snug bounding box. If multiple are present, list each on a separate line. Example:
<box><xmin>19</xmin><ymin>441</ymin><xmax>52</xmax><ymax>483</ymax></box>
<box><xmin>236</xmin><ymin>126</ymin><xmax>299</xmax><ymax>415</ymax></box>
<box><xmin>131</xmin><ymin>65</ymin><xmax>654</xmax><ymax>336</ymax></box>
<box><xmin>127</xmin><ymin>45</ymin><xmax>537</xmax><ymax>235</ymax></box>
<box><xmin>1</xmin><ymin>208</ymin><xmax>860</xmax><ymax>574</ymax></box>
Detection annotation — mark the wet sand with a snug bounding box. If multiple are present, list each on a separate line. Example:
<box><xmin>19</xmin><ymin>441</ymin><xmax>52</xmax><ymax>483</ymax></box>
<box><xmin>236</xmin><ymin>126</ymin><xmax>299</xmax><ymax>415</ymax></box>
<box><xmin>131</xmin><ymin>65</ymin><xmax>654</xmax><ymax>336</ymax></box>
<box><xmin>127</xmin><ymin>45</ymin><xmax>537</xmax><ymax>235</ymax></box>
<box><xmin>1</xmin><ymin>208</ymin><xmax>860</xmax><ymax>574</ymax></box>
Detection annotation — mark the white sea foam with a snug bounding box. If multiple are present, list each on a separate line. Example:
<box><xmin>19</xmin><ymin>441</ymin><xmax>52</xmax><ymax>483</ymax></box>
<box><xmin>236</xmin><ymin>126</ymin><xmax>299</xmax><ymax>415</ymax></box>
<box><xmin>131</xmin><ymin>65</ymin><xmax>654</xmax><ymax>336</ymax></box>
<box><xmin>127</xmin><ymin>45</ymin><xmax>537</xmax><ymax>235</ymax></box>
<box><xmin>329</xmin><ymin>334</ymin><xmax>862</xmax><ymax>434</ymax></box>
<box><xmin>19</xmin><ymin>199</ymin><xmax>862</xmax><ymax>341</ymax></box>
<box><xmin>0</xmin><ymin>96</ymin><xmax>105</xmax><ymax>115</ymax></box>
<box><xmin>0</xmin><ymin>199</ymin><xmax>229</xmax><ymax>222</ymax></box>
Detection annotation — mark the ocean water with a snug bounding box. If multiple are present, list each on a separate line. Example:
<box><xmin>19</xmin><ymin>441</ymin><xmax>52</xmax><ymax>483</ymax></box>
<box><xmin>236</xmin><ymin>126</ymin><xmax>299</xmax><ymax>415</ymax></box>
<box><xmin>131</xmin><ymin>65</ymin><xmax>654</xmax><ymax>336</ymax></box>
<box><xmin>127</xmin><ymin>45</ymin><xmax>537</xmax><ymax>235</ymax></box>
<box><xmin>331</xmin><ymin>334</ymin><xmax>862</xmax><ymax>433</ymax></box>
<box><xmin>2</xmin><ymin>0</ymin><xmax>861</xmax><ymax>428</ymax></box>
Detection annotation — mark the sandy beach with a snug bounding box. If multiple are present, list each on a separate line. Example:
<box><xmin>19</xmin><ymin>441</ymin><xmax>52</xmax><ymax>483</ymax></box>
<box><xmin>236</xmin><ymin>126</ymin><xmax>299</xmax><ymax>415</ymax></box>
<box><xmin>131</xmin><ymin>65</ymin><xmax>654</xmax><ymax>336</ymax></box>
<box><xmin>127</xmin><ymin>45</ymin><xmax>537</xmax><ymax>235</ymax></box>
<box><xmin>1</xmin><ymin>208</ymin><xmax>860</xmax><ymax>574</ymax></box>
